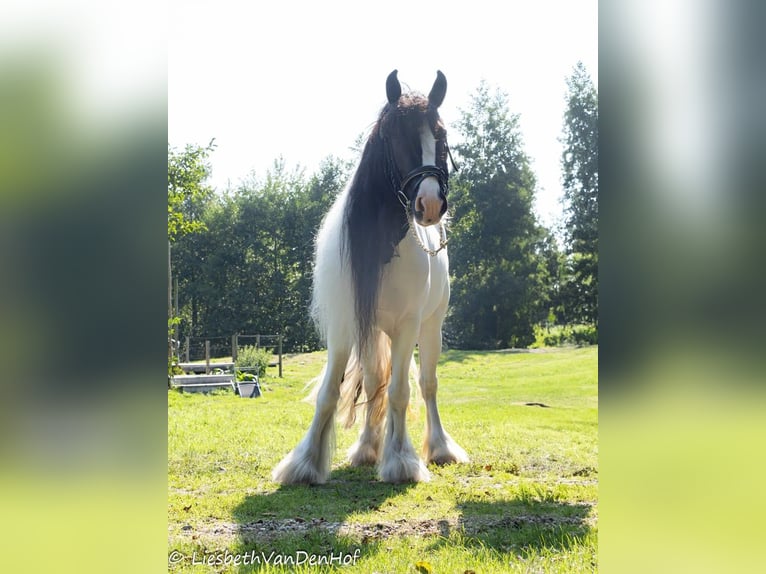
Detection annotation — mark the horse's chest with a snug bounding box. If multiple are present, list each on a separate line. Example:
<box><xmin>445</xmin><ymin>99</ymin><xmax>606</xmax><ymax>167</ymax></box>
<box><xmin>377</xmin><ymin>236</ymin><xmax>448</xmax><ymax>319</ymax></box>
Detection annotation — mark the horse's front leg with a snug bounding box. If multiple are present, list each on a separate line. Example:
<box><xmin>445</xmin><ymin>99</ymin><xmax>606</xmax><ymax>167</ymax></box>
<box><xmin>418</xmin><ymin>313</ymin><xmax>469</xmax><ymax>465</ymax></box>
<box><xmin>347</xmin><ymin>332</ymin><xmax>388</xmax><ymax>466</ymax></box>
<box><xmin>272</xmin><ymin>344</ymin><xmax>350</xmax><ymax>485</ymax></box>
<box><xmin>379</xmin><ymin>316</ymin><xmax>430</xmax><ymax>483</ymax></box>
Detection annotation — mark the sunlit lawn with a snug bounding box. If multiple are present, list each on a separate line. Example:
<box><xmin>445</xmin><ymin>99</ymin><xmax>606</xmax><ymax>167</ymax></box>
<box><xmin>168</xmin><ymin>346</ymin><xmax>597</xmax><ymax>572</ymax></box>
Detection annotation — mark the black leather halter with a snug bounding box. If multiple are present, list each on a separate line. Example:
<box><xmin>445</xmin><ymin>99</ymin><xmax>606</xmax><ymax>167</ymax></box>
<box><xmin>383</xmin><ymin>136</ymin><xmax>457</xmax><ymax>219</ymax></box>
<box><xmin>397</xmin><ymin>165</ymin><xmax>449</xmax><ymax>213</ymax></box>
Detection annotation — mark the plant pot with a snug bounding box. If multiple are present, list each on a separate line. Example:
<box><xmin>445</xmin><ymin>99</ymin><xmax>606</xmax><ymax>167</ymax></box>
<box><xmin>237</xmin><ymin>380</ymin><xmax>261</xmax><ymax>398</ymax></box>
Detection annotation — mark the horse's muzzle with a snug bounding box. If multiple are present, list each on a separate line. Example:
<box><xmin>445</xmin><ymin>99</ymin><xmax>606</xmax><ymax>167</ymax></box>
<box><xmin>413</xmin><ymin>193</ymin><xmax>448</xmax><ymax>226</ymax></box>
<box><xmin>399</xmin><ymin>165</ymin><xmax>449</xmax><ymax>226</ymax></box>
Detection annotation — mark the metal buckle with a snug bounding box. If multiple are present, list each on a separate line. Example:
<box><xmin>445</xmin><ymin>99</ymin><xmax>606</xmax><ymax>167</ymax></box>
<box><xmin>396</xmin><ymin>189</ymin><xmax>409</xmax><ymax>209</ymax></box>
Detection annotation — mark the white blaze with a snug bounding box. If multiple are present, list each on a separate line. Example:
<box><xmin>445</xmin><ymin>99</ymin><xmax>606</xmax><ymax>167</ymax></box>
<box><xmin>420</xmin><ymin>123</ymin><xmax>437</xmax><ymax>166</ymax></box>
<box><xmin>416</xmin><ymin>124</ymin><xmax>442</xmax><ymax>224</ymax></box>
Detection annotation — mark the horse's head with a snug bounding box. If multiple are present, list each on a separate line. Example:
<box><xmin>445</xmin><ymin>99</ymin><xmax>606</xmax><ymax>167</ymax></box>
<box><xmin>379</xmin><ymin>70</ymin><xmax>451</xmax><ymax>227</ymax></box>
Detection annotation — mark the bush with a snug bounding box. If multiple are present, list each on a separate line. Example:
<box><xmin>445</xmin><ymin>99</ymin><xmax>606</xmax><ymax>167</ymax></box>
<box><xmin>532</xmin><ymin>324</ymin><xmax>598</xmax><ymax>347</ymax></box>
<box><xmin>169</xmin><ymin>364</ymin><xmax>185</xmax><ymax>376</ymax></box>
<box><xmin>235</xmin><ymin>345</ymin><xmax>272</xmax><ymax>378</ymax></box>
<box><xmin>571</xmin><ymin>324</ymin><xmax>598</xmax><ymax>345</ymax></box>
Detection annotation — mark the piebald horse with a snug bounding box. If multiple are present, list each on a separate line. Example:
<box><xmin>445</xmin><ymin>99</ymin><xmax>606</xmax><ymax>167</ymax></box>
<box><xmin>273</xmin><ymin>70</ymin><xmax>468</xmax><ymax>484</ymax></box>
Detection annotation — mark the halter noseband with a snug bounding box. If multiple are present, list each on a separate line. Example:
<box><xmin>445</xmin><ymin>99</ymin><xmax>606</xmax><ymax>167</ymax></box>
<box><xmin>395</xmin><ymin>164</ymin><xmax>449</xmax><ymax>212</ymax></box>
<box><xmin>401</xmin><ymin>166</ymin><xmax>452</xmax><ymax>254</ymax></box>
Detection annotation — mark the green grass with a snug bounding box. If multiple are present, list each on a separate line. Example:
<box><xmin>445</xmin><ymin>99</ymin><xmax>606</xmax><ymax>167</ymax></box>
<box><xmin>168</xmin><ymin>346</ymin><xmax>597</xmax><ymax>572</ymax></box>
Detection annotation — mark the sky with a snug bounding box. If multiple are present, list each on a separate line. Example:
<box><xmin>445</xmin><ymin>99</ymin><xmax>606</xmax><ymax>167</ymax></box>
<box><xmin>168</xmin><ymin>0</ymin><xmax>597</xmax><ymax>227</ymax></box>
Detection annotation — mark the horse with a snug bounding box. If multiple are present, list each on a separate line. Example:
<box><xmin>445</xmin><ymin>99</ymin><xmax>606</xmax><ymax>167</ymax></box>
<box><xmin>272</xmin><ymin>70</ymin><xmax>468</xmax><ymax>485</ymax></box>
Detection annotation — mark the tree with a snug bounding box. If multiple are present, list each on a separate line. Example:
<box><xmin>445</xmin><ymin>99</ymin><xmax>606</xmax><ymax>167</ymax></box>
<box><xmin>168</xmin><ymin>140</ymin><xmax>216</xmax><ymax>241</ymax></box>
<box><xmin>446</xmin><ymin>82</ymin><xmax>550</xmax><ymax>348</ymax></box>
<box><xmin>170</xmin><ymin>155</ymin><xmax>350</xmax><ymax>355</ymax></box>
<box><xmin>560</xmin><ymin>62</ymin><xmax>598</xmax><ymax>326</ymax></box>
<box><xmin>167</xmin><ymin>140</ymin><xmax>215</xmax><ymax>369</ymax></box>
<box><xmin>285</xmin><ymin>156</ymin><xmax>350</xmax><ymax>350</ymax></box>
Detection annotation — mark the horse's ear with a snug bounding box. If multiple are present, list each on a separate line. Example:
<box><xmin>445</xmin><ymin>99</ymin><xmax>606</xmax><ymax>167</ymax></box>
<box><xmin>386</xmin><ymin>69</ymin><xmax>401</xmax><ymax>105</ymax></box>
<box><xmin>428</xmin><ymin>70</ymin><xmax>447</xmax><ymax>108</ymax></box>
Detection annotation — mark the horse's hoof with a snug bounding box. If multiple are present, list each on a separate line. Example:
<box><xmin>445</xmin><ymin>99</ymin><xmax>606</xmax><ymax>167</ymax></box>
<box><xmin>378</xmin><ymin>454</ymin><xmax>430</xmax><ymax>483</ymax></box>
<box><xmin>424</xmin><ymin>435</ymin><xmax>469</xmax><ymax>465</ymax></box>
<box><xmin>272</xmin><ymin>450</ymin><xmax>328</xmax><ymax>485</ymax></box>
<box><xmin>347</xmin><ymin>440</ymin><xmax>380</xmax><ymax>466</ymax></box>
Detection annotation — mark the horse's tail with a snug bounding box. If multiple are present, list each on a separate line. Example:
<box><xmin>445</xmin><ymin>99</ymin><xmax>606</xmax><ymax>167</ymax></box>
<box><xmin>304</xmin><ymin>333</ymin><xmax>419</xmax><ymax>429</ymax></box>
<box><xmin>335</xmin><ymin>354</ymin><xmax>365</xmax><ymax>429</ymax></box>
<box><xmin>336</xmin><ymin>333</ymin><xmax>390</xmax><ymax>429</ymax></box>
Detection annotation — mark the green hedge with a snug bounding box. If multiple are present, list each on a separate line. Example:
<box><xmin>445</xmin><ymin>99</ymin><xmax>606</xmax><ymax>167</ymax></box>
<box><xmin>532</xmin><ymin>324</ymin><xmax>598</xmax><ymax>347</ymax></box>
<box><xmin>235</xmin><ymin>345</ymin><xmax>272</xmax><ymax>378</ymax></box>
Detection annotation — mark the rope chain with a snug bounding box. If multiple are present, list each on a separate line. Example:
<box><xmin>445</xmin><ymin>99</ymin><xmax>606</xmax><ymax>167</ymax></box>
<box><xmin>406</xmin><ymin>209</ymin><xmax>448</xmax><ymax>256</ymax></box>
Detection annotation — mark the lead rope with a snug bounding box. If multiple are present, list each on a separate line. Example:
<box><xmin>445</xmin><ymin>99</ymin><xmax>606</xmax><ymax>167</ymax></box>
<box><xmin>397</xmin><ymin>187</ymin><xmax>448</xmax><ymax>255</ymax></box>
<box><xmin>407</xmin><ymin>212</ymin><xmax>448</xmax><ymax>256</ymax></box>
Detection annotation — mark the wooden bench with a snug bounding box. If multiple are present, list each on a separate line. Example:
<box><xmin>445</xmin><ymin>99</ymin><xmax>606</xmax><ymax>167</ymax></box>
<box><xmin>177</xmin><ymin>362</ymin><xmax>234</xmax><ymax>374</ymax></box>
<box><xmin>170</xmin><ymin>373</ymin><xmax>235</xmax><ymax>393</ymax></box>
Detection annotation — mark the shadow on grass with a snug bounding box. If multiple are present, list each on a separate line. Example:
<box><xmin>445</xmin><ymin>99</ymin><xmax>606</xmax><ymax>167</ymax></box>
<box><xmin>436</xmin><ymin>348</ymin><xmax>541</xmax><ymax>367</ymax></box>
<box><xmin>224</xmin><ymin>464</ymin><xmax>594</xmax><ymax>572</ymax></box>
<box><xmin>436</xmin><ymin>498</ymin><xmax>594</xmax><ymax>555</ymax></box>
<box><xmin>228</xmin><ymin>466</ymin><xmax>416</xmax><ymax>572</ymax></box>
<box><xmin>438</xmin><ymin>349</ymin><xmax>481</xmax><ymax>364</ymax></box>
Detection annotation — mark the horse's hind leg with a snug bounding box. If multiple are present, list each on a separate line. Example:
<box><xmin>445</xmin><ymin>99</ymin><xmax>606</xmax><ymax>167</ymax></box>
<box><xmin>272</xmin><ymin>344</ymin><xmax>350</xmax><ymax>485</ymax></box>
<box><xmin>418</xmin><ymin>314</ymin><xmax>469</xmax><ymax>465</ymax></box>
<box><xmin>347</xmin><ymin>332</ymin><xmax>389</xmax><ymax>466</ymax></box>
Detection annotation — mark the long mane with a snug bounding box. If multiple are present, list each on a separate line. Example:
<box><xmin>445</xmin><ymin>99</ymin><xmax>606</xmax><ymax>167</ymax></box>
<box><xmin>343</xmin><ymin>92</ymin><xmax>446</xmax><ymax>354</ymax></box>
<box><xmin>343</xmin><ymin>102</ymin><xmax>411</xmax><ymax>354</ymax></box>
<box><xmin>344</xmin><ymin>98</ymin><xmax>427</xmax><ymax>352</ymax></box>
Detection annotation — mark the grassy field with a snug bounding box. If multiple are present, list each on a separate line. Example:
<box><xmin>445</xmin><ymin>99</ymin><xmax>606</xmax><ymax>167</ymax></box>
<box><xmin>168</xmin><ymin>346</ymin><xmax>598</xmax><ymax>573</ymax></box>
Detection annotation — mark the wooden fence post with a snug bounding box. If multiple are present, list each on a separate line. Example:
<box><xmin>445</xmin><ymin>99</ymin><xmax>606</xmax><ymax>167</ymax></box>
<box><xmin>205</xmin><ymin>340</ymin><xmax>210</xmax><ymax>374</ymax></box>
<box><xmin>184</xmin><ymin>337</ymin><xmax>190</xmax><ymax>363</ymax></box>
<box><xmin>232</xmin><ymin>334</ymin><xmax>238</xmax><ymax>362</ymax></box>
<box><xmin>278</xmin><ymin>334</ymin><xmax>283</xmax><ymax>378</ymax></box>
